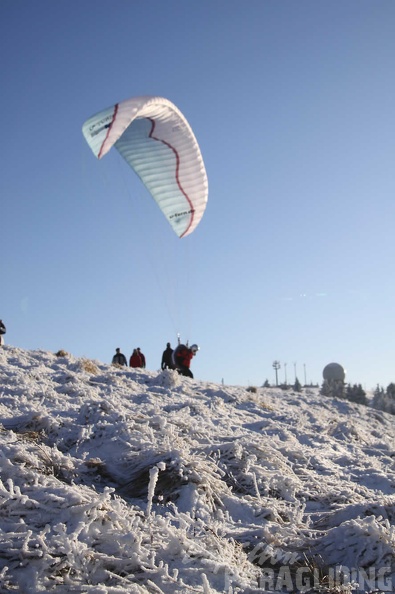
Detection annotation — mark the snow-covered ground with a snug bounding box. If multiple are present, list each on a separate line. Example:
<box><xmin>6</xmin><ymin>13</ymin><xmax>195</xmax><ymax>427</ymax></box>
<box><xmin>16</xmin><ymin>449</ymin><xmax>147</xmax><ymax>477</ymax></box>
<box><xmin>0</xmin><ymin>345</ymin><xmax>394</xmax><ymax>593</ymax></box>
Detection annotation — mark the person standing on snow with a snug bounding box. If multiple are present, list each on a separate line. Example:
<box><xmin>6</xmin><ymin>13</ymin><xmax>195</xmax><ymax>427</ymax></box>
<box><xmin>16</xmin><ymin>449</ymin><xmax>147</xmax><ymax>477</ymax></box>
<box><xmin>161</xmin><ymin>342</ymin><xmax>175</xmax><ymax>369</ymax></box>
<box><xmin>112</xmin><ymin>348</ymin><xmax>127</xmax><ymax>367</ymax></box>
<box><xmin>173</xmin><ymin>343</ymin><xmax>199</xmax><ymax>378</ymax></box>
<box><xmin>137</xmin><ymin>348</ymin><xmax>146</xmax><ymax>368</ymax></box>
<box><xmin>0</xmin><ymin>320</ymin><xmax>6</xmax><ymax>346</ymax></box>
<box><xmin>130</xmin><ymin>348</ymin><xmax>143</xmax><ymax>368</ymax></box>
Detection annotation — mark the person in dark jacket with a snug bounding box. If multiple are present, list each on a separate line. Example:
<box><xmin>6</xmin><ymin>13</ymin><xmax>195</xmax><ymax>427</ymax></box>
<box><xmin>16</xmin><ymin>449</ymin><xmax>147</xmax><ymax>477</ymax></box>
<box><xmin>137</xmin><ymin>348</ymin><xmax>146</xmax><ymax>368</ymax></box>
<box><xmin>130</xmin><ymin>349</ymin><xmax>143</xmax><ymax>368</ymax></box>
<box><xmin>161</xmin><ymin>342</ymin><xmax>174</xmax><ymax>369</ymax></box>
<box><xmin>112</xmin><ymin>348</ymin><xmax>127</xmax><ymax>366</ymax></box>
<box><xmin>173</xmin><ymin>343</ymin><xmax>199</xmax><ymax>378</ymax></box>
<box><xmin>0</xmin><ymin>320</ymin><xmax>6</xmax><ymax>346</ymax></box>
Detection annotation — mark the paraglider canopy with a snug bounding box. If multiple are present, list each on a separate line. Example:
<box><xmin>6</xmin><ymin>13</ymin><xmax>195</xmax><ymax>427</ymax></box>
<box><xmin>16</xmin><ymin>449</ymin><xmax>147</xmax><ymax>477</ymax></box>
<box><xmin>82</xmin><ymin>95</ymin><xmax>208</xmax><ymax>238</ymax></box>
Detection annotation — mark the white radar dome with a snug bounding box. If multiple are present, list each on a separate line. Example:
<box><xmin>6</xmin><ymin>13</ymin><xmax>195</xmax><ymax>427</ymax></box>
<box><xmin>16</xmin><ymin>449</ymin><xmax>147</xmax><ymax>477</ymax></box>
<box><xmin>322</xmin><ymin>362</ymin><xmax>346</xmax><ymax>382</ymax></box>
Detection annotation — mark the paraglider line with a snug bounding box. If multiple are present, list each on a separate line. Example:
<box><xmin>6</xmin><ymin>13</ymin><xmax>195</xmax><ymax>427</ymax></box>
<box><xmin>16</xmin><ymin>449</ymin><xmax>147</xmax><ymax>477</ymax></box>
<box><xmin>148</xmin><ymin>118</ymin><xmax>194</xmax><ymax>238</ymax></box>
<box><xmin>98</xmin><ymin>103</ymin><xmax>119</xmax><ymax>159</ymax></box>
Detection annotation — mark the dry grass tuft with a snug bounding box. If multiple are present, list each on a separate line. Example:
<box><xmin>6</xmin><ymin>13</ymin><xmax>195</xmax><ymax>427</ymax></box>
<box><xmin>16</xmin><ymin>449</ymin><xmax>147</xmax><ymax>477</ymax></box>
<box><xmin>55</xmin><ymin>349</ymin><xmax>69</xmax><ymax>357</ymax></box>
<box><xmin>79</xmin><ymin>359</ymin><xmax>99</xmax><ymax>375</ymax></box>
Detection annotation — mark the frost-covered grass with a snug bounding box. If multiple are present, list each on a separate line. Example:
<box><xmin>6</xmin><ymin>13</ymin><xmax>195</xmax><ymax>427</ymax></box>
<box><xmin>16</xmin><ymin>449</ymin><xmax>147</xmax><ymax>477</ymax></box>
<box><xmin>0</xmin><ymin>345</ymin><xmax>394</xmax><ymax>593</ymax></box>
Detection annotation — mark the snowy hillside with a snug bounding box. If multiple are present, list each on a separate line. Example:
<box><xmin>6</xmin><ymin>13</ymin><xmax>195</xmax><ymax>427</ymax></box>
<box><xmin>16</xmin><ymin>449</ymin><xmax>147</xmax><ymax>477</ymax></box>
<box><xmin>0</xmin><ymin>346</ymin><xmax>394</xmax><ymax>593</ymax></box>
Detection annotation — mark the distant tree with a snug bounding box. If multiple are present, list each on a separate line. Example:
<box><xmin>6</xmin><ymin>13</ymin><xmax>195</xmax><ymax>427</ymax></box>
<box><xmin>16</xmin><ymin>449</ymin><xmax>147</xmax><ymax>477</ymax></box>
<box><xmin>372</xmin><ymin>385</ymin><xmax>385</xmax><ymax>411</ymax></box>
<box><xmin>293</xmin><ymin>377</ymin><xmax>302</xmax><ymax>392</ymax></box>
<box><xmin>374</xmin><ymin>384</ymin><xmax>384</xmax><ymax>397</ymax></box>
<box><xmin>372</xmin><ymin>384</ymin><xmax>395</xmax><ymax>415</ymax></box>
<box><xmin>345</xmin><ymin>383</ymin><xmax>367</xmax><ymax>405</ymax></box>
<box><xmin>320</xmin><ymin>380</ymin><xmax>330</xmax><ymax>397</ymax></box>
<box><xmin>386</xmin><ymin>383</ymin><xmax>395</xmax><ymax>399</ymax></box>
<box><xmin>320</xmin><ymin>379</ymin><xmax>345</xmax><ymax>399</ymax></box>
<box><xmin>262</xmin><ymin>379</ymin><xmax>270</xmax><ymax>388</ymax></box>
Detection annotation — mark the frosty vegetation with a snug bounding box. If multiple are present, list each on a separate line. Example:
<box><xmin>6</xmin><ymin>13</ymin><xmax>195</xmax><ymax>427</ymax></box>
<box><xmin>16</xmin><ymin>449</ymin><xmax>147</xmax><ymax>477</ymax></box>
<box><xmin>0</xmin><ymin>345</ymin><xmax>394</xmax><ymax>593</ymax></box>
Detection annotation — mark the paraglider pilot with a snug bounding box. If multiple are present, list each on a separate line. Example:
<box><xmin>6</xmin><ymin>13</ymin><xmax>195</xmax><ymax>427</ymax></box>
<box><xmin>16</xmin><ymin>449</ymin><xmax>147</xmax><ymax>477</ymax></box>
<box><xmin>173</xmin><ymin>343</ymin><xmax>199</xmax><ymax>378</ymax></box>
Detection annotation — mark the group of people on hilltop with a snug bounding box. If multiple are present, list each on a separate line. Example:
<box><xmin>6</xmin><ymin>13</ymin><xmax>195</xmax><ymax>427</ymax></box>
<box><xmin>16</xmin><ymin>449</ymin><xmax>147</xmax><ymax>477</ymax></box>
<box><xmin>112</xmin><ymin>341</ymin><xmax>199</xmax><ymax>378</ymax></box>
<box><xmin>0</xmin><ymin>319</ymin><xmax>199</xmax><ymax>377</ymax></box>
<box><xmin>112</xmin><ymin>347</ymin><xmax>146</xmax><ymax>368</ymax></box>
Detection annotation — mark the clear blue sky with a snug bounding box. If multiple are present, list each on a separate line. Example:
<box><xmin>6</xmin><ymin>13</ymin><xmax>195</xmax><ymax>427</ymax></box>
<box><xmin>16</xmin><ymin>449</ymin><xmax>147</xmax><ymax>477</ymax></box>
<box><xmin>2</xmin><ymin>1</ymin><xmax>395</xmax><ymax>389</ymax></box>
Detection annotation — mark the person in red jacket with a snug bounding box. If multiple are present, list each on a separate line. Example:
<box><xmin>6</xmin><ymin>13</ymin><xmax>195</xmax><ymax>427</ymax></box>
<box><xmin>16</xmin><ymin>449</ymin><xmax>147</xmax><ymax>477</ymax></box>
<box><xmin>173</xmin><ymin>343</ymin><xmax>199</xmax><ymax>378</ymax></box>
<box><xmin>129</xmin><ymin>349</ymin><xmax>143</xmax><ymax>368</ymax></box>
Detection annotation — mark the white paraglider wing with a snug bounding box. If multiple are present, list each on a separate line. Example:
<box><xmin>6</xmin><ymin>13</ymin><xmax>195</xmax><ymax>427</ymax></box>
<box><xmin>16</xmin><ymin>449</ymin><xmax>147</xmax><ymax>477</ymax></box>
<box><xmin>82</xmin><ymin>96</ymin><xmax>208</xmax><ymax>238</ymax></box>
